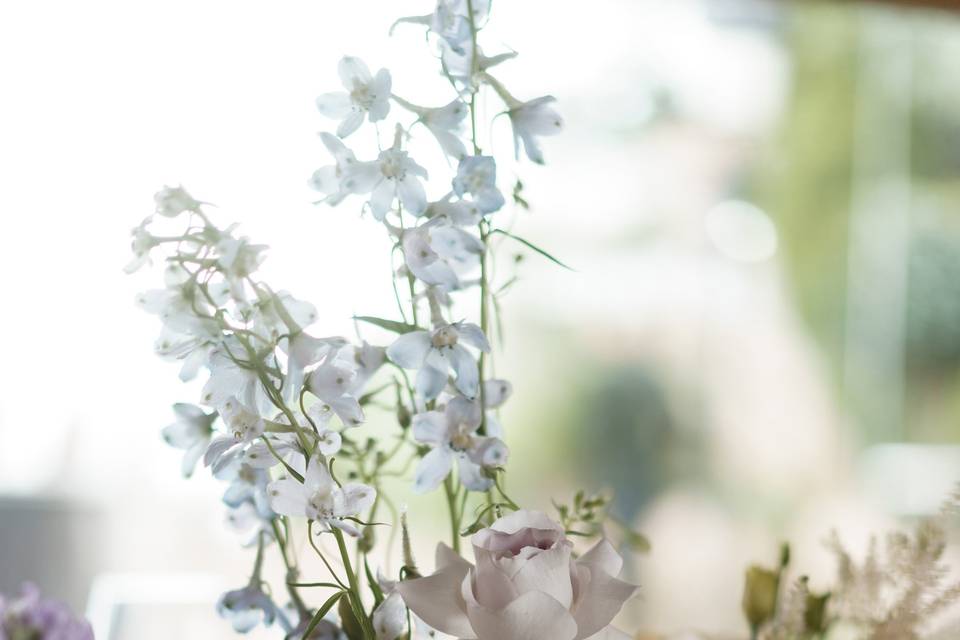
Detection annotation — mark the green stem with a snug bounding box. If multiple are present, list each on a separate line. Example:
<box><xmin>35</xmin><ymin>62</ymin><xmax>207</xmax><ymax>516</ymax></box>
<box><xmin>444</xmin><ymin>475</ymin><xmax>462</xmax><ymax>553</ymax></box>
<box><xmin>332</xmin><ymin>527</ymin><xmax>376</xmax><ymax>640</ymax></box>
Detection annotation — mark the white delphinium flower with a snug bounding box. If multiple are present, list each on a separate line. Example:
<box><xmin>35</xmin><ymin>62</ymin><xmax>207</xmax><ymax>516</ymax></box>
<box><xmin>216</xmin><ymin>584</ymin><xmax>280</xmax><ymax>634</ymax></box>
<box><xmin>154</xmin><ymin>184</ymin><xmax>201</xmax><ymax>217</ymax></box>
<box><xmin>387</xmin><ymin>321</ymin><xmax>490</xmax><ymax>401</ymax></box>
<box><xmin>452</xmin><ymin>155</ymin><xmax>504</xmax><ymax>214</ymax></box>
<box><xmin>224</xmin><ymin>500</ymin><xmax>274</xmax><ymax>548</ymax></box>
<box><xmin>124</xmin><ymin>217</ymin><xmax>159</xmax><ymax>274</ymax></box>
<box><xmin>282</xmin><ymin>333</ymin><xmax>347</xmax><ymax>405</ymax></box>
<box><xmin>410</xmin><ymin>395</ymin><xmax>508</xmax><ymax>493</ymax></box>
<box><xmin>369</xmin><ymin>130</ymin><xmax>429</xmax><ymax>220</ymax></box>
<box><xmin>393</xmin><ymin>0</ymin><xmax>491</xmax><ymax>54</ymax></box>
<box><xmin>306</xmin><ymin>359</ymin><xmax>365</xmax><ymax>427</ymax></box>
<box><xmin>136</xmin><ymin>265</ymin><xmax>220</xmax><ymax>338</ymax></box>
<box><xmin>393</xmin><ymin>96</ymin><xmax>468</xmax><ymax>161</ymax></box>
<box><xmin>402</xmin><ymin>218</ymin><xmax>483</xmax><ymax>289</ymax></box>
<box><xmin>372</xmin><ymin>590</ymin><xmax>406</xmax><ymax>640</ymax></box>
<box><xmin>441</xmin><ymin>45</ymin><xmax>516</xmax><ymax>89</ymax></box>
<box><xmin>267</xmin><ymin>454</ymin><xmax>376</xmax><ymax>536</ymax></box>
<box><xmin>200</xmin><ymin>344</ymin><xmax>275</xmax><ymax>415</ymax></box>
<box><xmin>310</xmin><ymin>132</ymin><xmax>377</xmax><ymax>206</ymax></box>
<box><xmin>312</xmin><ymin>130</ymin><xmax>429</xmax><ymax>220</ymax></box>
<box><xmin>161</xmin><ymin>403</ymin><xmax>215</xmax><ymax>478</ymax></box>
<box><xmin>480</xmin><ymin>378</ymin><xmax>512</xmax><ymax>438</ymax></box>
<box><xmin>216</xmin><ymin>231</ymin><xmax>268</xmax><ymax>299</ymax></box>
<box><xmin>481</xmin><ymin>73</ymin><xmax>564</xmax><ymax>164</ymax></box>
<box><xmin>251</xmin><ymin>290</ymin><xmax>319</xmax><ymax>340</ymax></box>
<box><xmin>316</xmin><ymin>56</ymin><xmax>392</xmax><ymax>138</ymax></box>
<box><xmin>425</xmin><ymin>196</ymin><xmax>482</xmax><ymax>226</ymax></box>
<box><xmin>202</xmin><ymin>395</ymin><xmax>268</xmax><ymax>474</ymax></box>
<box><xmin>508</xmin><ymin>96</ymin><xmax>564</xmax><ymax>165</ymax></box>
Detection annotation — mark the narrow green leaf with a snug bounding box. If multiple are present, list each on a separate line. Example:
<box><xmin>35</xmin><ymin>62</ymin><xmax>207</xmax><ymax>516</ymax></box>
<box><xmin>490</xmin><ymin>229</ymin><xmax>574</xmax><ymax>271</ymax></box>
<box><xmin>353</xmin><ymin>315</ymin><xmax>421</xmax><ymax>334</ymax></box>
<box><xmin>364</xmin><ymin>557</ymin><xmax>385</xmax><ymax>607</ymax></box>
<box><xmin>302</xmin><ymin>591</ymin><xmax>344</xmax><ymax>639</ymax></box>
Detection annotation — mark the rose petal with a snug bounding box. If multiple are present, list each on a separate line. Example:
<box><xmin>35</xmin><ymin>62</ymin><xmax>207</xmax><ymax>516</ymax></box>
<box><xmin>465</xmin><ymin>590</ymin><xmax>577</xmax><ymax>640</ymax></box>
<box><xmin>396</xmin><ymin>554</ymin><xmax>475</xmax><ymax>639</ymax></box>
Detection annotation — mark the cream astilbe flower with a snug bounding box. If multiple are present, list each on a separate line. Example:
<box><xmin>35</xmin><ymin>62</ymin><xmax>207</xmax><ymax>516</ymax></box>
<box><xmin>316</xmin><ymin>56</ymin><xmax>392</xmax><ymax>138</ymax></box>
<box><xmin>387</xmin><ymin>321</ymin><xmax>490</xmax><ymax>401</ymax></box>
<box><xmin>267</xmin><ymin>454</ymin><xmax>376</xmax><ymax>537</ymax></box>
<box><xmin>396</xmin><ymin>510</ymin><xmax>637</xmax><ymax>640</ymax></box>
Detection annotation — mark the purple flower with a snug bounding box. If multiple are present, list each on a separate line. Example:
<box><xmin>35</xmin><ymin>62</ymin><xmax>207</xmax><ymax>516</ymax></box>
<box><xmin>0</xmin><ymin>583</ymin><xmax>94</xmax><ymax>640</ymax></box>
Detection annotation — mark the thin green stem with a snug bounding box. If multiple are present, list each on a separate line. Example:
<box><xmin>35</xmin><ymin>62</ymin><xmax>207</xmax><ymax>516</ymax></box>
<box><xmin>444</xmin><ymin>475</ymin><xmax>462</xmax><ymax>553</ymax></box>
<box><xmin>332</xmin><ymin>527</ymin><xmax>376</xmax><ymax>640</ymax></box>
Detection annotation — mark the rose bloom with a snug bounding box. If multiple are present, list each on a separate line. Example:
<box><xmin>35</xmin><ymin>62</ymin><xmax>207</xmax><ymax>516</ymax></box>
<box><xmin>397</xmin><ymin>510</ymin><xmax>637</xmax><ymax>640</ymax></box>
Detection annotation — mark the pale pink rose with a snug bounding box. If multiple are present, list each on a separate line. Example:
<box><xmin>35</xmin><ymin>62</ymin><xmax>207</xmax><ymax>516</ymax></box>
<box><xmin>396</xmin><ymin>510</ymin><xmax>637</xmax><ymax>640</ymax></box>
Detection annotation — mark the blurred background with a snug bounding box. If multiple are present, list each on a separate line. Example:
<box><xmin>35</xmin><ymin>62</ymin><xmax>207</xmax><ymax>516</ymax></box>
<box><xmin>3</xmin><ymin>0</ymin><xmax>960</xmax><ymax>637</ymax></box>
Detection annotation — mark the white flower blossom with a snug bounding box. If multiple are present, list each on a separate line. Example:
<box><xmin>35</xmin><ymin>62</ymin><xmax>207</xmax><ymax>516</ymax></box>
<box><xmin>316</xmin><ymin>56</ymin><xmax>392</xmax><ymax>138</ymax></box>
<box><xmin>410</xmin><ymin>395</ymin><xmax>508</xmax><ymax>493</ymax></box>
<box><xmin>452</xmin><ymin>155</ymin><xmax>504</xmax><ymax>214</ymax></box>
<box><xmin>312</xmin><ymin>132</ymin><xmax>429</xmax><ymax>220</ymax></box>
<box><xmin>508</xmin><ymin>96</ymin><xmax>563</xmax><ymax>165</ymax></box>
<box><xmin>154</xmin><ymin>185</ymin><xmax>201</xmax><ymax>217</ymax></box>
<box><xmin>307</xmin><ymin>359</ymin><xmax>365</xmax><ymax>427</ymax></box>
<box><xmin>216</xmin><ymin>584</ymin><xmax>280</xmax><ymax>633</ymax></box>
<box><xmin>402</xmin><ymin>218</ymin><xmax>483</xmax><ymax>290</ymax></box>
<box><xmin>267</xmin><ymin>454</ymin><xmax>376</xmax><ymax>536</ymax></box>
<box><xmin>393</xmin><ymin>96</ymin><xmax>468</xmax><ymax>161</ymax></box>
<box><xmin>386</xmin><ymin>321</ymin><xmax>490</xmax><ymax>401</ymax></box>
<box><xmin>161</xmin><ymin>403</ymin><xmax>215</xmax><ymax>477</ymax></box>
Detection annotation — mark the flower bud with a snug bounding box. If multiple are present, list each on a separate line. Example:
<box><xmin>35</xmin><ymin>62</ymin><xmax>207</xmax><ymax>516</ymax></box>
<box><xmin>742</xmin><ymin>566</ymin><xmax>779</xmax><ymax>631</ymax></box>
<box><xmin>804</xmin><ymin>590</ymin><xmax>831</xmax><ymax>635</ymax></box>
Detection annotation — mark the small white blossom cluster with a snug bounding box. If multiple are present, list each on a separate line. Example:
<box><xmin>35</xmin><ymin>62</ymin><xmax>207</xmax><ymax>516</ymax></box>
<box><xmin>125</xmin><ymin>3</ymin><xmax>642</xmax><ymax>640</ymax></box>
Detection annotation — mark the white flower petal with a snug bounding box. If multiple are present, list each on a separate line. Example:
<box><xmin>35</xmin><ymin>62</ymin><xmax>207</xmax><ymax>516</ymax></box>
<box><xmin>386</xmin><ymin>331</ymin><xmax>431</xmax><ymax>369</ymax></box>
<box><xmin>450</xmin><ymin>345</ymin><xmax>479</xmax><ymax>398</ymax></box>
<box><xmin>337</xmin><ymin>109</ymin><xmax>366</xmax><ymax>138</ymax></box>
<box><xmin>416</xmin><ymin>364</ymin><xmax>448</xmax><ymax>401</ymax></box>
<box><xmin>267</xmin><ymin>478</ymin><xmax>308</xmax><ymax>517</ymax></box>
<box><xmin>414</xmin><ymin>447</ymin><xmax>454</xmax><ymax>494</ymax></box>
<box><xmin>412</xmin><ymin>411</ymin><xmax>450</xmax><ymax>446</ymax></box>
<box><xmin>316</xmin><ymin>91</ymin><xmax>353</xmax><ymax>118</ymax></box>
<box><xmin>338</xmin><ymin>56</ymin><xmax>372</xmax><ymax>88</ymax></box>
<box><xmin>398</xmin><ymin>177</ymin><xmax>427</xmax><ymax>216</ymax></box>
<box><xmin>466</xmin><ymin>590</ymin><xmax>577</xmax><ymax>640</ymax></box>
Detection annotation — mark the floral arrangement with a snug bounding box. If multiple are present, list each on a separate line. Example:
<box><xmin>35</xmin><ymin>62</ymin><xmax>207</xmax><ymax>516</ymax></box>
<box><xmin>125</xmin><ymin>2</ymin><xmax>960</xmax><ymax>640</ymax></box>
<box><xmin>0</xmin><ymin>583</ymin><xmax>93</xmax><ymax>640</ymax></box>
<box><xmin>126</xmin><ymin>1</ymin><xmax>641</xmax><ymax>639</ymax></box>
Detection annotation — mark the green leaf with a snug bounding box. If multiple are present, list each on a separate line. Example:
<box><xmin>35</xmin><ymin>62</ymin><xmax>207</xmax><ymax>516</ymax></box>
<box><xmin>354</xmin><ymin>315</ymin><xmax>421</xmax><ymax>334</ymax></box>
<box><xmin>338</xmin><ymin>595</ymin><xmax>365</xmax><ymax>640</ymax></box>
<box><xmin>364</xmin><ymin>557</ymin><xmax>385</xmax><ymax>607</ymax></box>
<box><xmin>301</xmin><ymin>591</ymin><xmax>344</xmax><ymax>639</ymax></box>
<box><xmin>490</xmin><ymin>229</ymin><xmax>574</xmax><ymax>271</ymax></box>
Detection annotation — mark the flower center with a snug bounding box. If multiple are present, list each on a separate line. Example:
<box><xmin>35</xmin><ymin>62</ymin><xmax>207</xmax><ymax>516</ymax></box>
<box><xmin>379</xmin><ymin>151</ymin><xmax>408</xmax><ymax>180</ymax></box>
<box><xmin>431</xmin><ymin>325</ymin><xmax>459</xmax><ymax>348</ymax></box>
